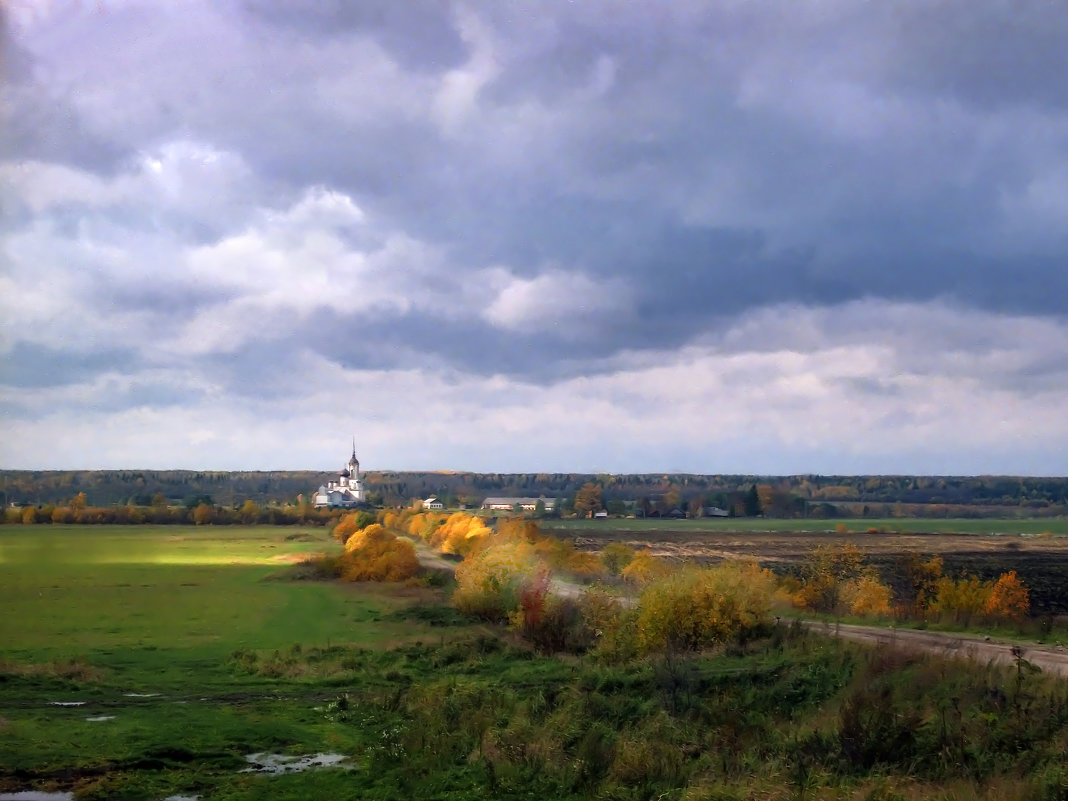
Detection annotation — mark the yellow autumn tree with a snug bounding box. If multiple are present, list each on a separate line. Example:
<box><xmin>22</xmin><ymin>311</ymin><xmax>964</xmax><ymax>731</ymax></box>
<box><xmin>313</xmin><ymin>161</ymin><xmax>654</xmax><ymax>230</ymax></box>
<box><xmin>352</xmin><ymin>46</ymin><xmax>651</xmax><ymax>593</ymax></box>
<box><xmin>193</xmin><ymin>502</ymin><xmax>214</xmax><ymax>526</ymax></box>
<box><xmin>931</xmin><ymin>574</ymin><xmax>992</xmax><ymax>626</ymax></box>
<box><xmin>795</xmin><ymin>543</ymin><xmax>865</xmax><ymax>614</ymax></box>
<box><xmin>985</xmin><ymin>570</ymin><xmax>1030</xmax><ymax>622</ymax></box>
<box><xmin>842</xmin><ymin>570</ymin><xmax>894</xmax><ymax>617</ymax></box>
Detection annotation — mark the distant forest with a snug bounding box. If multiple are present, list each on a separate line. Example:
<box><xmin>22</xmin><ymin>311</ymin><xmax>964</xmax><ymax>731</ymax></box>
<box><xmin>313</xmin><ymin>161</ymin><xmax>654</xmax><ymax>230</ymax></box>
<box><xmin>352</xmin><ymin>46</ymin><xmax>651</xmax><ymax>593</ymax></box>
<box><xmin>2</xmin><ymin>470</ymin><xmax>1066</xmax><ymax>518</ymax></box>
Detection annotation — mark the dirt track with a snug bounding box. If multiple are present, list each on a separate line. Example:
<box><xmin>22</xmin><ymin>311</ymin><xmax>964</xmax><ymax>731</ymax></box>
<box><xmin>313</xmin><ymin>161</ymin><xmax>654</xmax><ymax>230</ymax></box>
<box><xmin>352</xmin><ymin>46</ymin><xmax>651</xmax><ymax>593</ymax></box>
<box><xmin>800</xmin><ymin>620</ymin><xmax>1068</xmax><ymax>677</ymax></box>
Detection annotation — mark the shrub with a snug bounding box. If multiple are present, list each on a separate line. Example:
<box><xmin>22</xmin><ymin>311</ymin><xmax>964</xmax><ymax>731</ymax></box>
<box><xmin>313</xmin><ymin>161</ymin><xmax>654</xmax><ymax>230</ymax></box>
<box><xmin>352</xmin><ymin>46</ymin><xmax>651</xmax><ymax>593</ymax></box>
<box><xmin>338</xmin><ymin>523</ymin><xmax>419</xmax><ymax>582</ymax></box>
<box><xmin>453</xmin><ymin>540</ymin><xmax>541</xmax><ymax>621</ymax></box>
<box><xmin>636</xmin><ymin>562</ymin><xmax>776</xmax><ymax>653</ymax></box>
<box><xmin>601</xmin><ymin>543</ymin><xmax>636</xmax><ymax>576</ymax></box>
<box><xmin>621</xmin><ymin>549</ymin><xmax>670</xmax><ymax>585</ymax></box>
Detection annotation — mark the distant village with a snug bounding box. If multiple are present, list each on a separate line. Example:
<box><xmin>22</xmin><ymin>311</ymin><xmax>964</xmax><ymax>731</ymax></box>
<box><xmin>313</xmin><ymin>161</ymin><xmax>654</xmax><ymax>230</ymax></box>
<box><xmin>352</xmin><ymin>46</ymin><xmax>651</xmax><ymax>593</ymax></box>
<box><xmin>3</xmin><ymin>441</ymin><xmax>1066</xmax><ymax>522</ymax></box>
<box><xmin>314</xmin><ymin>442</ymin><xmax>759</xmax><ymax>520</ymax></box>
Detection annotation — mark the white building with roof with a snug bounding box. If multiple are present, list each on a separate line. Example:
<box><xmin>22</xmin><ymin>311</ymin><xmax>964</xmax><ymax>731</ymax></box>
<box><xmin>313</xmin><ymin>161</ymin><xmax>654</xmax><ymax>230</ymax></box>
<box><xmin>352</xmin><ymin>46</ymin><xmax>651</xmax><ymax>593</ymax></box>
<box><xmin>480</xmin><ymin>496</ymin><xmax>556</xmax><ymax>513</ymax></box>
<box><xmin>313</xmin><ymin>440</ymin><xmax>366</xmax><ymax>508</ymax></box>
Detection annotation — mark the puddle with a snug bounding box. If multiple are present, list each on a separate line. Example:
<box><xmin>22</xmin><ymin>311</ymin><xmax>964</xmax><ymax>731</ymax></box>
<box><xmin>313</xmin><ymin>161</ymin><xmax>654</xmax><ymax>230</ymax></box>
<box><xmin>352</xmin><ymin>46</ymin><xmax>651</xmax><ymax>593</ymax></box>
<box><xmin>0</xmin><ymin>794</ymin><xmax>74</xmax><ymax>801</ymax></box>
<box><xmin>85</xmin><ymin>715</ymin><xmax>115</xmax><ymax>722</ymax></box>
<box><xmin>241</xmin><ymin>752</ymin><xmax>349</xmax><ymax>774</ymax></box>
<box><xmin>47</xmin><ymin>701</ymin><xmax>85</xmax><ymax>707</ymax></box>
<box><xmin>124</xmin><ymin>692</ymin><xmax>160</xmax><ymax>698</ymax></box>
<box><xmin>161</xmin><ymin>796</ymin><xmax>199</xmax><ymax>801</ymax></box>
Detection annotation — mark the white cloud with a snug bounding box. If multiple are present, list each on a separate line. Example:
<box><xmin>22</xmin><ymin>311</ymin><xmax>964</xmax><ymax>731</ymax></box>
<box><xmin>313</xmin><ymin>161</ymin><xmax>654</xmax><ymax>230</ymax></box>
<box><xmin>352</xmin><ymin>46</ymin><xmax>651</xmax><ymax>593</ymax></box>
<box><xmin>481</xmin><ymin>267</ymin><xmax>633</xmax><ymax>336</ymax></box>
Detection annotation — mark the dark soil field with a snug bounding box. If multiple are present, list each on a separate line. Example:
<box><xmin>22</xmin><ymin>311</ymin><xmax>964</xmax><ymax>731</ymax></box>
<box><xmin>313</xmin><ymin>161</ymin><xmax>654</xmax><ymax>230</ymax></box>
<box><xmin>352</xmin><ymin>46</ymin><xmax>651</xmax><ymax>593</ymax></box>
<box><xmin>548</xmin><ymin>524</ymin><xmax>1068</xmax><ymax>618</ymax></box>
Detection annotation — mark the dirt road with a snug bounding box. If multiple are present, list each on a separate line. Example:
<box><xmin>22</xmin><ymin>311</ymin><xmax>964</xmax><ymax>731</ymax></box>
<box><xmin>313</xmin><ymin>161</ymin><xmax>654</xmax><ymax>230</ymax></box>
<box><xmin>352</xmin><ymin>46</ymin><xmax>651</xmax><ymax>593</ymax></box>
<box><xmin>800</xmin><ymin>620</ymin><xmax>1068</xmax><ymax>677</ymax></box>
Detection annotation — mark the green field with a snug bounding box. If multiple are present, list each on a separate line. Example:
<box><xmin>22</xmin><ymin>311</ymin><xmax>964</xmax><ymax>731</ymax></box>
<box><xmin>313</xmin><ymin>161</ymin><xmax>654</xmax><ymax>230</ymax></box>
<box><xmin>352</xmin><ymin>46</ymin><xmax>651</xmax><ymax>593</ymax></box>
<box><xmin>544</xmin><ymin>516</ymin><xmax>1068</xmax><ymax>536</ymax></box>
<box><xmin>5</xmin><ymin>525</ymin><xmax>1068</xmax><ymax>800</ymax></box>
<box><xmin>0</xmin><ymin>526</ymin><xmax>494</xmax><ymax>799</ymax></box>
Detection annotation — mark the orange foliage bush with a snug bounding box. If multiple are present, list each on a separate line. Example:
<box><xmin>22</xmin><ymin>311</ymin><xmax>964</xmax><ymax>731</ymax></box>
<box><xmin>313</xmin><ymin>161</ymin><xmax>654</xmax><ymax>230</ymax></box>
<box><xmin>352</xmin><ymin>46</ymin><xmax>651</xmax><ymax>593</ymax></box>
<box><xmin>338</xmin><ymin>522</ymin><xmax>419</xmax><ymax>582</ymax></box>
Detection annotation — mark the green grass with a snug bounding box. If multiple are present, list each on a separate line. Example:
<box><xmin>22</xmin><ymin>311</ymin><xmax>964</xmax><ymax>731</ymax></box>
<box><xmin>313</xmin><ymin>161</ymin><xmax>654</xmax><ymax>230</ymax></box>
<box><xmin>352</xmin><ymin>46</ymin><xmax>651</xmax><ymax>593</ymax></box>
<box><xmin>0</xmin><ymin>525</ymin><xmax>493</xmax><ymax>799</ymax></box>
<box><xmin>5</xmin><ymin>524</ymin><xmax>1068</xmax><ymax>801</ymax></box>
<box><xmin>543</xmin><ymin>516</ymin><xmax>1068</xmax><ymax>535</ymax></box>
<box><xmin>0</xmin><ymin>526</ymin><xmax>424</xmax><ymax>660</ymax></box>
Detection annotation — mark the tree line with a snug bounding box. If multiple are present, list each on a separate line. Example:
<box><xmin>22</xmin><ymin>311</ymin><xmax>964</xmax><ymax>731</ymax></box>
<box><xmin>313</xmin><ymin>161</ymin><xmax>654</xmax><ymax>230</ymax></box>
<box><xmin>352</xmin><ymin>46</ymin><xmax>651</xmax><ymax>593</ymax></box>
<box><xmin>3</xmin><ymin>492</ymin><xmax>340</xmax><ymax>527</ymax></box>
<box><xmin>4</xmin><ymin>470</ymin><xmax>1066</xmax><ymax>516</ymax></box>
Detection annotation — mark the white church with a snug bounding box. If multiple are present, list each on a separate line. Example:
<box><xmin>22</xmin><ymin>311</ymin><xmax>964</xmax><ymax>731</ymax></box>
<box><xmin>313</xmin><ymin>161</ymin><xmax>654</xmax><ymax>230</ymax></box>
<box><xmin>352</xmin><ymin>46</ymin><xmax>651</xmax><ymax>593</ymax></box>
<box><xmin>313</xmin><ymin>440</ymin><xmax>367</xmax><ymax>508</ymax></box>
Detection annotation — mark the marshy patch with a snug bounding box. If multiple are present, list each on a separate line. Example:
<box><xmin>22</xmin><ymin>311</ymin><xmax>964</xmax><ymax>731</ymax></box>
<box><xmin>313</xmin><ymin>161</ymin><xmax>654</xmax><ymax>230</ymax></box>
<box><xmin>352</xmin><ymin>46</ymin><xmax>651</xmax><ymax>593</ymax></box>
<box><xmin>47</xmin><ymin>702</ymin><xmax>85</xmax><ymax>707</ymax></box>
<box><xmin>240</xmin><ymin>752</ymin><xmax>350</xmax><ymax>774</ymax></box>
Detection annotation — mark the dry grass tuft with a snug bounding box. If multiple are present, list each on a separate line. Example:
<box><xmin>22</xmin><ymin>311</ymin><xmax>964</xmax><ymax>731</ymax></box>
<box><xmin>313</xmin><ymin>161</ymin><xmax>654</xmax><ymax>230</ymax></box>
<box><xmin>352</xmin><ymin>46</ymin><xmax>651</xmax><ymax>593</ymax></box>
<box><xmin>0</xmin><ymin>657</ymin><xmax>106</xmax><ymax>682</ymax></box>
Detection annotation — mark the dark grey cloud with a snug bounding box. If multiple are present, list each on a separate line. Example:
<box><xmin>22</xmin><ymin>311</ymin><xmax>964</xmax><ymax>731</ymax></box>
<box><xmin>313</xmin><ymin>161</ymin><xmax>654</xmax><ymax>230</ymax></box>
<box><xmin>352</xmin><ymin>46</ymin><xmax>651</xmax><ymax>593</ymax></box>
<box><xmin>0</xmin><ymin>342</ymin><xmax>138</xmax><ymax>388</ymax></box>
<box><xmin>239</xmin><ymin>0</ymin><xmax>468</xmax><ymax>73</ymax></box>
<box><xmin>3</xmin><ymin>0</ymin><xmax>1068</xmax><ymax>472</ymax></box>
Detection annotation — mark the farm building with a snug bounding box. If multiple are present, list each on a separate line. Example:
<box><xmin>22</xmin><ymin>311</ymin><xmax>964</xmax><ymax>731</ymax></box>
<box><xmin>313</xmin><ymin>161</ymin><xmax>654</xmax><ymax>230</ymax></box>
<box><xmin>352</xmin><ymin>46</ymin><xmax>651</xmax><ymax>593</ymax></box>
<box><xmin>481</xmin><ymin>496</ymin><xmax>557</xmax><ymax>513</ymax></box>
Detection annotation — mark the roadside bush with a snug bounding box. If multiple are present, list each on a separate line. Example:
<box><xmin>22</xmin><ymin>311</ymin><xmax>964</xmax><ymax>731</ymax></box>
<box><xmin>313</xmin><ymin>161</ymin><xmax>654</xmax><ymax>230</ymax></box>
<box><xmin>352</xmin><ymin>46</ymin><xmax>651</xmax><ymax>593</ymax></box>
<box><xmin>453</xmin><ymin>539</ymin><xmax>540</xmax><ymax>621</ymax></box>
<box><xmin>636</xmin><ymin>562</ymin><xmax>776</xmax><ymax>653</ymax></box>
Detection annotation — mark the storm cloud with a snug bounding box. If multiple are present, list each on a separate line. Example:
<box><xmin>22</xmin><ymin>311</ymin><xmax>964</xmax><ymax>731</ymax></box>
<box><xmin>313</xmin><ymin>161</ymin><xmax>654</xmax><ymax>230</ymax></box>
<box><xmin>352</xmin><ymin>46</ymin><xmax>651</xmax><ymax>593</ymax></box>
<box><xmin>1</xmin><ymin>1</ymin><xmax>1066</xmax><ymax>474</ymax></box>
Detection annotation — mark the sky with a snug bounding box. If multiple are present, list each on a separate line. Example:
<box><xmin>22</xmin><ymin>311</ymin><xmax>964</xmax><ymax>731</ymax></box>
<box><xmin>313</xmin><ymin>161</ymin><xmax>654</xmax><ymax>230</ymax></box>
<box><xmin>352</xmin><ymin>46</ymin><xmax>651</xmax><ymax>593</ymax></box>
<box><xmin>1</xmin><ymin>0</ymin><xmax>1066</xmax><ymax>476</ymax></box>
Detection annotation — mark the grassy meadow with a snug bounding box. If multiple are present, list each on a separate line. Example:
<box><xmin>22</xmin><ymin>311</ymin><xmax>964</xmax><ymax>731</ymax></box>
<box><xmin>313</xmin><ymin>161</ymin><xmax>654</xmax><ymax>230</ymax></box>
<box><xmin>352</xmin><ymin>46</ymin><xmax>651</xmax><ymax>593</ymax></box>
<box><xmin>0</xmin><ymin>525</ymin><xmax>495</xmax><ymax>799</ymax></box>
<box><xmin>4</xmin><ymin>525</ymin><xmax>1068</xmax><ymax>800</ymax></box>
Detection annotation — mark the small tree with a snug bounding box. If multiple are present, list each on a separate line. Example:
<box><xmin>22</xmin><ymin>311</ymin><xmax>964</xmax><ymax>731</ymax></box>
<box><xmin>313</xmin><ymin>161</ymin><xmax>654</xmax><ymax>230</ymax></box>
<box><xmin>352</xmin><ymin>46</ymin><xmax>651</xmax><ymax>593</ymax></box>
<box><xmin>744</xmin><ymin>485</ymin><xmax>762</xmax><ymax>517</ymax></box>
<box><xmin>985</xmin><ymin>571</ymin><xmax>1030</xmax><ymax>622</ymax></box>
<box><xmin>601</xmin><ymin>543</ymin><xmax>636</xmax><ymax>576</ymax></box>
<box><xmin>239</xmin><ymin>499</ymin><xmax>261</xmax><ymax>525</ymax></box>
<box><xmin>574</xmin><ymin>482</ymin><xmax>604</xmax><ymax>517</ymax></box>
<box><xmin>193</xmin><ymin>502</ymin><xmax>214</xmax><ymax>526</ymax></box>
